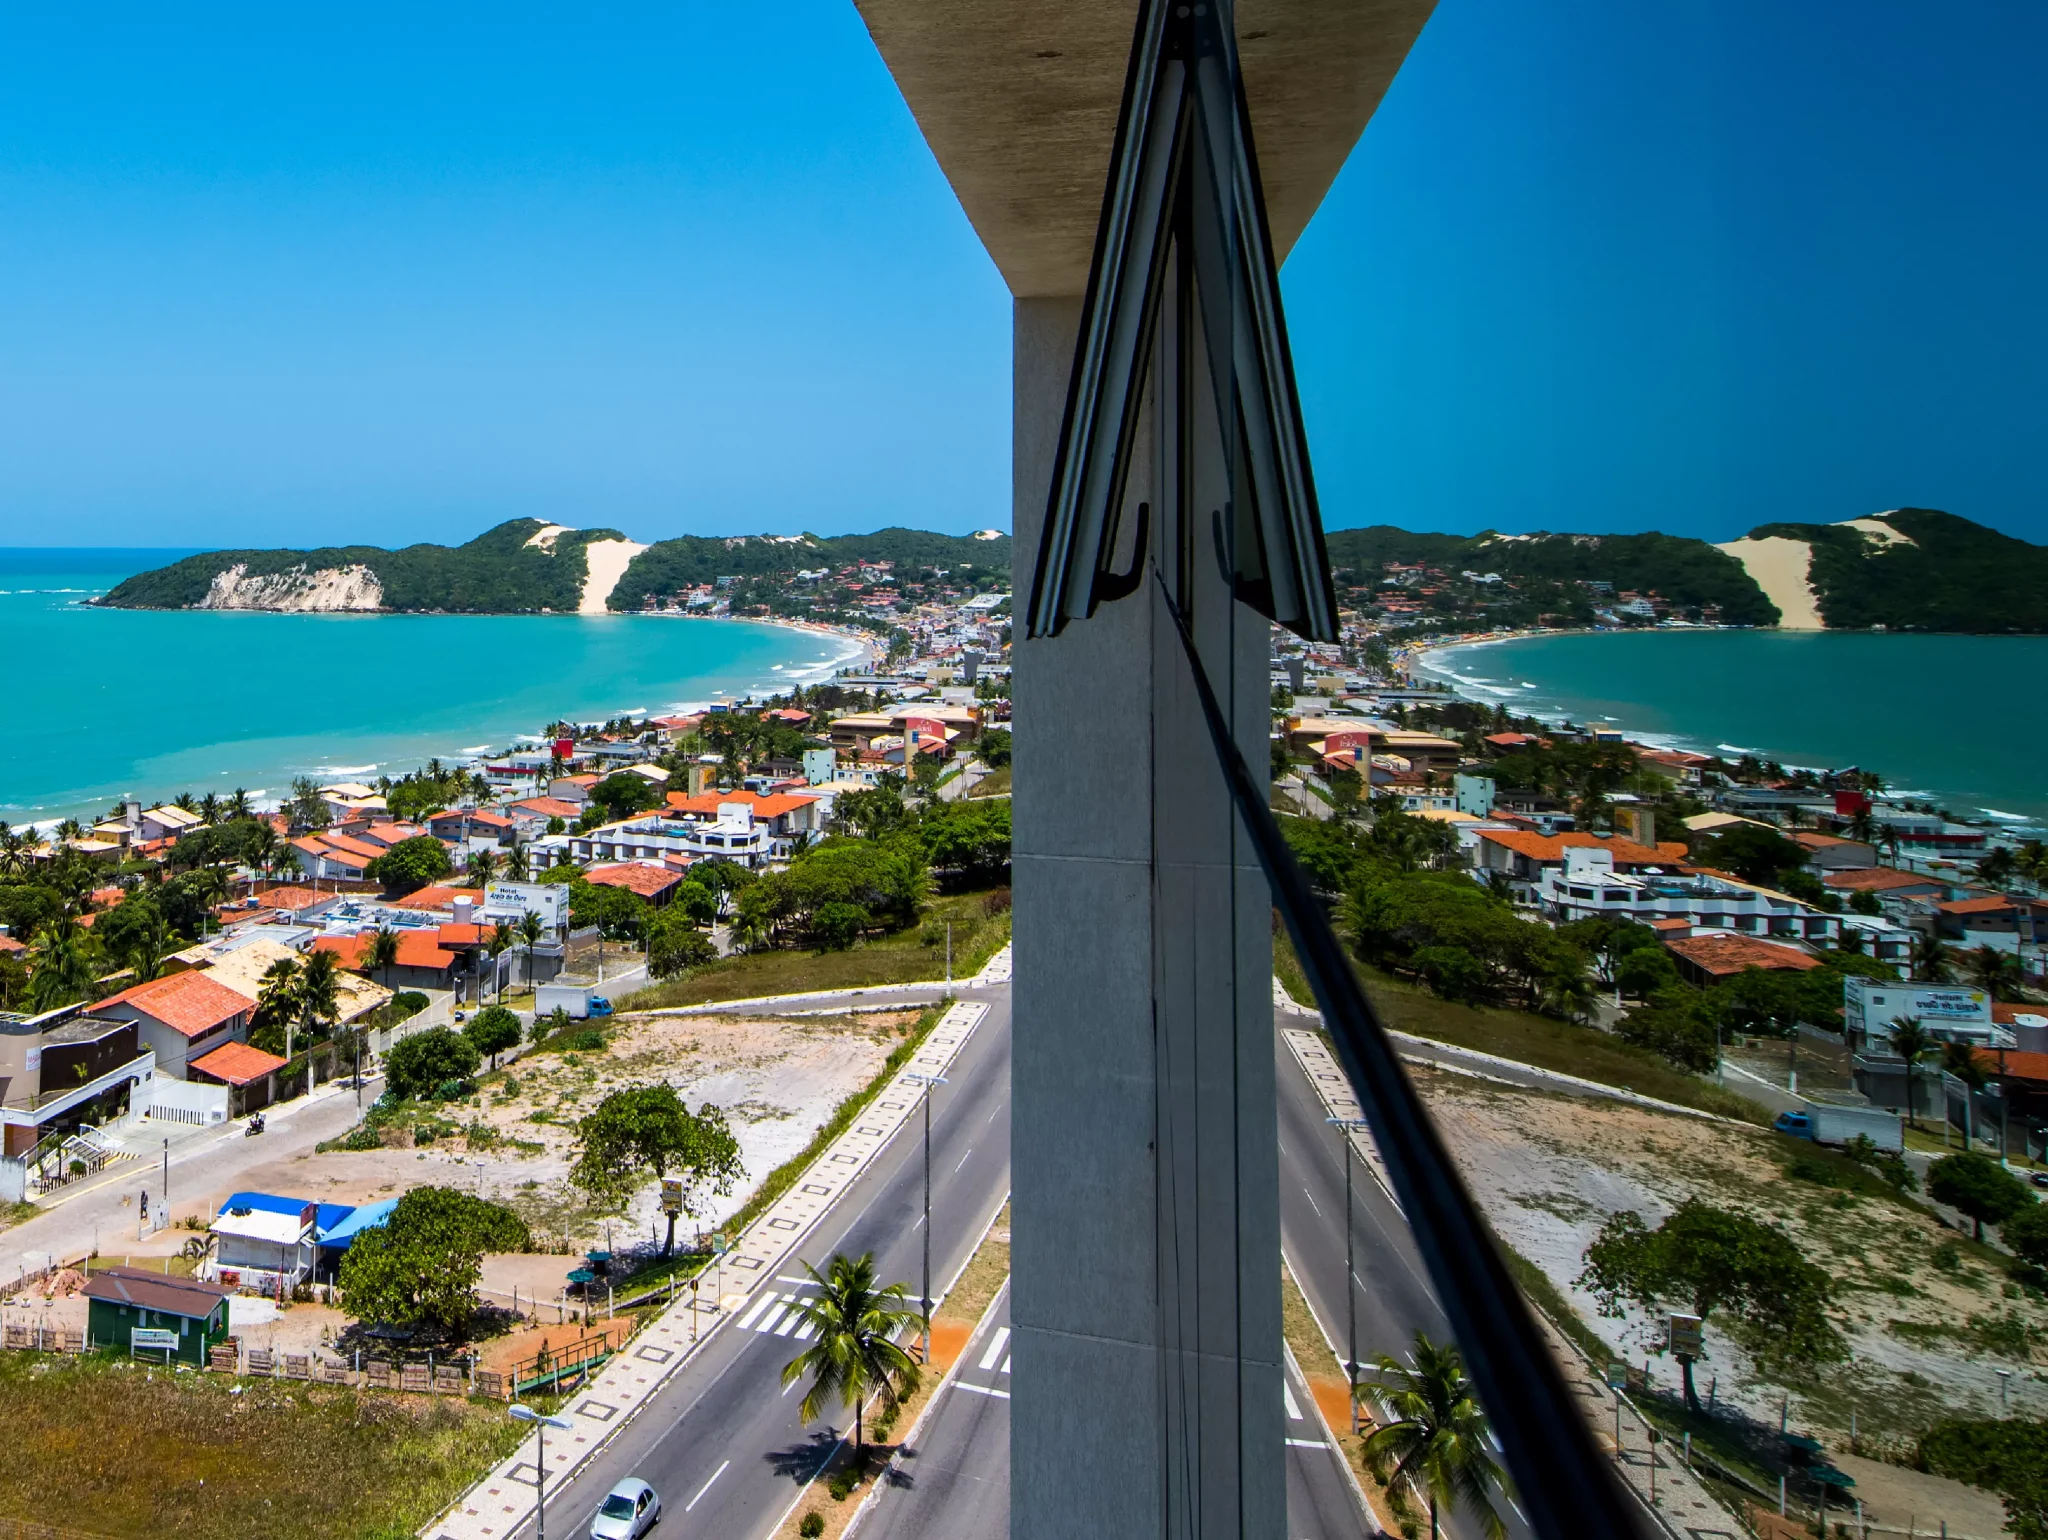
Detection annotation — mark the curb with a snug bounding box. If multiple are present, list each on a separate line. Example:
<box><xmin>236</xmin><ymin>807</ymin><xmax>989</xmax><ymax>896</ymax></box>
<box><xmin>422</xmin><ymin>998</ymin><xmax>994</xmax><ymax>1540</ymax></box>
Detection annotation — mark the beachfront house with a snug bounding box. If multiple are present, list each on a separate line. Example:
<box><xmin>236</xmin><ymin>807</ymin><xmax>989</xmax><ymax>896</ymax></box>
<box><xmin>204</xmin><ymin>1193</ymin><xmax>321</xmax><ymax>1293</ymax></box>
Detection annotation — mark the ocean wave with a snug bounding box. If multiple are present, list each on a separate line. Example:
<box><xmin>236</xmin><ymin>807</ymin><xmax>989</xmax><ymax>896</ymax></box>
<box><xmin>1981</xmin><ymin>808</ymin><xmax>2031</xmax><ymax>822</ymax></box>
<box><xmin>1716</xmin><ymin>744</ymin><xmax>1754</xmax><ymax>755</ymax></box>
<box><xmin>314</xmin><ymin>763</ymin><xmax>379</xmax><ymax>777</ymax></box>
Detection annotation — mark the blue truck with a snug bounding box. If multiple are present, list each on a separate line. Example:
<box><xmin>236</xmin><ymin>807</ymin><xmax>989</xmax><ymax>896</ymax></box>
<box><xmin>1772</xmin><ymin>1099</ymin><xmax>1903</xmax><ymax>1152</ymax></box>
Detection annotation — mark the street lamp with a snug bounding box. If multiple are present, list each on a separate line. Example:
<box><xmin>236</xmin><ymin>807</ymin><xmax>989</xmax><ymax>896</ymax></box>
<box><xmin>508</xmin><ymin>1403</ymin><xmax>573</xmax><ymax>1540</ymax></box>
<box><xmin>1328</xmin><ymin>1116</ymin><xmax>1371</xmax><ymax>1431</ymax></box>
<box><xmin>905</xmin><ymin>1071</ymin><xmax>948</xmax><ymax>1363</ymax></box>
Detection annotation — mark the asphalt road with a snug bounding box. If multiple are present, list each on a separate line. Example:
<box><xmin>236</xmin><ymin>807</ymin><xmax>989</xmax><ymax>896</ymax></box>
<box><xmin>1275</xmin><ymin>1014</ymin><xmax>1532</xmax><ymax>1540</ymax></box>
<box><xmin>503</xmin><ymin>987</ymin><xmax>1013</xmax><ymax>1540</ymax></box>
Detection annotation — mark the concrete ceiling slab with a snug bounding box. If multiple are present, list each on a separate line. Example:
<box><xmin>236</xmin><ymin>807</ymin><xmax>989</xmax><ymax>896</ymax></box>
<box><xmin>853</xmin><ymin>0</ymin><xmax>1436</xmax><ymax>298</ymax></box>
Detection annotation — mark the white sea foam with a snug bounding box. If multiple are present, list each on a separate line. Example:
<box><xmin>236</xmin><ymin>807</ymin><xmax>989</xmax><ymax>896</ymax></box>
<box><xmin>314</xmin><ymin>763</ymin><xmax>379</xmax><ymax>776</ymax></box>
<box><xmin>1716</xmin><ymin>744</ymin><xmax>1754</xmax><ymax>755</ymax></box>
<box><xmin>1981</xmin><ymin>808</ymin><xmax>2030</xmax><ymax>822</ymax></box>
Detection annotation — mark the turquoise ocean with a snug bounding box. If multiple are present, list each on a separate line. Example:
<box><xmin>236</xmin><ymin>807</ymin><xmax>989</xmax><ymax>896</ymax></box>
<box><xmin>1418</xmin><ymin>628</ymin><xmax>2048</xmax><ymax>828</ymax></box>
<box><xmin>0</xmin><ymin>549</ymin><xmax>856</xmax><ymax>826</ymax></box>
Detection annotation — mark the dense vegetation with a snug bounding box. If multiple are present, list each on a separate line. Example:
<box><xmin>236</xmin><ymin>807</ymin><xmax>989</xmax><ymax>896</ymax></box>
<box><xmin>1746</xmin><ymin>507</ymin><xmax>2048</xmax><ymax>632</ymax></box>
<box><xmin>1322</xmin><ymin>525</ymin><xmax>1780</xmax><ymax>625</ymax></box>
<box><xmin>98</xmin><ymin>518</ymin><xmax>620</xmax><ymax>612</ymax></box>
<box><xmin>607</xmin><ymin>527</ymin><xmax>1012</xmax><ymax>610</ymax></box>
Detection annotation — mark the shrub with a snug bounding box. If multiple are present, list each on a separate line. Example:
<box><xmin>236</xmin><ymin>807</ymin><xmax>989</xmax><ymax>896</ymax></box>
<box><xmin>813</xmin><ymin>901</ymin><xmax>871</xmax><ymax>952</ymax></box>
<box><xmin>384</xmin><ymin>1026</ymin><xmax>483</xmax><ymax>1100</ymax></box>
<box><xmin>800</xmin><ymin>1514</ymin><xmax>825</xmax><ymax>1538</ymax></box>
<box><xmin>390</xmin><ymin>991</ymin><xmax>429</xmax><ymax>1018</ymax></box>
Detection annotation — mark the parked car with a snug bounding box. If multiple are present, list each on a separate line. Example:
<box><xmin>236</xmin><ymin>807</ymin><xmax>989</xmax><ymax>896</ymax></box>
<box><xmin>590</xmin><ymin>1478</ymin><xmax>660</xmax><ymax>1539</ymax></box>
<box><xmin>2031</xmin><ymin>1171</ymin><xmax>2048</xmax><ymax>1190</ymax></box>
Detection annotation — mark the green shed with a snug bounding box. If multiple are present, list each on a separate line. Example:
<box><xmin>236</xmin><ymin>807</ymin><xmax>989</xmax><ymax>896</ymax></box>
<box><xmin>82</xmin><ymin>1266</ymin><xmax>231</xmax><ymax>1366</ymax></box>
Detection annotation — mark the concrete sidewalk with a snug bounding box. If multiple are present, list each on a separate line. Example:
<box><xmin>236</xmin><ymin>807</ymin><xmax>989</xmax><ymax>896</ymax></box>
<box><xmin>424</xmin><ymin>998</ymin><xmax>994</xmax><ymax>1540</ymax></box>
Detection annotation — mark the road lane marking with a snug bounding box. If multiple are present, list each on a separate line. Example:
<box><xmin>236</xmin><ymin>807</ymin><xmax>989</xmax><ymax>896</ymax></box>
<box><xmin>758</xmin><ymin>1304</ymin><xmax>792</xmax><ymax>1335</ymax></box>
<box><xmin>737</xmin><ymin>1294</ymin><xmax>777</xmax><ymax>1331</ymax></box>
<box><xmin>956</xmin><ymin>1382</ymin><xmax>1011</xmax><ymax>1399</ymax></box>
<box><xmin>791</xmin><ymin>1319</ymin><xmax>817</xmax><ymax>1340</ymax></box>
<box><xmin>685</xmin><ymin>1459</ymin><xmax>730</xmax><ymax>1512</ymax></box>
<box><xmin>954</xmin><ymin>1146</ymin><xmax>973</xmax><ymax>1173</ymax></box>
<box><xmin>999</xmin><ymin>1356</ymin><xmax>1010</xmax><ymax>1375</ymax></box>
<box><xmin>1286</xmin><ymin>1438</ymin><xmax>1326</xmax><ymax>1450</ymax></box>
<box><xmin>1284</xmin><ymin>1383</ymin><xmax>1302</xmax><ymax>1420</ymax></box>
<box><xmin>1302</xmin><ymin>1186</ymin><xmax>1323</xmax><ymax>1218</ymax></box>
<box><xmin>978</xmin><ymin>1326</ymin><xmax>1011</xmax><ymax>1372</ymax></box>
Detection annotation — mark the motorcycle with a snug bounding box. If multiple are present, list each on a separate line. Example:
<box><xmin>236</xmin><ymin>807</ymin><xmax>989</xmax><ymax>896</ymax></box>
<box><xmin>245</xmin><ymin>1113</ymin><xmax>266</xmax><ymax>1136</ymax></box>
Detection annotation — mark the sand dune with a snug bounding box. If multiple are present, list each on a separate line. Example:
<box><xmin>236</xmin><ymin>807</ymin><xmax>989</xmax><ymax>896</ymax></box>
<box><xmin>1713</xmin><ymin>535</ymin><xmax>1825</xmax><ymax>629</ymax></box>
<box><xmin>579</xmin><ymin>537</ymin><xmax>648</xmax><ymax>613</ymax></box>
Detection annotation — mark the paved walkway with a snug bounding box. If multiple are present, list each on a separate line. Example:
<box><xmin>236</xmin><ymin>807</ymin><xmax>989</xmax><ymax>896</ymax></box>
<box><xmin>425</xmin><ymin>997</ymin><xmax>993</xmax><ymax>1540</ymax></box>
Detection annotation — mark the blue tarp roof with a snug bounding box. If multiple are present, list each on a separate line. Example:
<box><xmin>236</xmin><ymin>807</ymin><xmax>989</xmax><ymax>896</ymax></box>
<box><xmin>218</xmin><ymin>1191</ymin><xmax>315</xmax><ymax>1219</ymax></box>
<box><xmin>317</xmin><ymin>1198</ymin><xmax>397</xmax><ymax>1249</ymax></box>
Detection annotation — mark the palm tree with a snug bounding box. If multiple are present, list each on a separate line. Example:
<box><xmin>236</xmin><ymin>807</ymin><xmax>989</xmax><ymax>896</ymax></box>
<box><xmin>2017</xmin><ymin>840</ymin><xmax>2048</xmax><ymax>895</ymax></box>
<box><xmin>1967</xmin><ymin>944</ymin><xmax>2025</xmax><ymax>1002</ymax></box>
<box><xmin>1888</xmin><ymin>1017</ymin><xmax>1932</xmax><ymax>1130</ymax></box>
<box><xmin>778</xmin><ymin>1251</ymin><xmax>922</xmax><ymax>1454</ymax></box>
<box><xmin>1846</xmin><ymin>808</ymin><xmax>1877</xmax><ymax>845</ymax></box>
<box><xmin>468</xmin><ymin>847</ymin><xmax>500</xmax><ymax>887</ymax></box>
<box><xmin>504</xmin><ymin>839</ymin><xmax>528</xmax><ymax>881</ymax></box>
<box><xmin>295</xmin><ymin>948</ymin><xmax>343</xmax><ymax>1055</ymax></box>
<box><xmin>198</xmin><ymin>792</ymin><xmax>221</xmax><ymax>825</ymax></box>
<box><xmin>487</xmin><ymin>921</ymin><xmax>515</xmax><ymax>1001</ymax></box>
<box><xmin>1981</xmin><ymin>848</ymin><xmax>2019</xmax><ymax>889</ymax></box>
<box><xmin>228</xmin><ymin>787</ymin><xmax>253</xmax><ymax>819</ymax></box>
<box><xmin>246</xmin><ymin>820</ymin><xmax>281</xmax><ymax>881</ymax></box>
<box><xmin>28</xmin><ymin>917</ymin><xmax>95</xmax><ymax>1013</ymax></box>
<box><xmin>1361</xmin><ymin>1333</ymin><xmax>1509</xmax><ymax>1540</ymax></box>
<box><xmin>1943</xmin><ymin>1039</ymin><xmax>1991</xmax><ymax>1151</ymax></box>
<box><xmin>519</xmin><ymin>910</ymin><xmax>545</xmax><ymax>991</ymax></box>
<box><xmin>1913</xmin><ymin>934</ymin><xmax>1954</xmax><ymax>983</ymax></box>
<box><xmin>365</xmin><ymin>926</ymin><xmax>402</xmax><ymax>991</ymax></box>
<box><xmin>1878</xmin><ymin>823</ymin><xmax>1904</xmax><ymax>865</ymax></box>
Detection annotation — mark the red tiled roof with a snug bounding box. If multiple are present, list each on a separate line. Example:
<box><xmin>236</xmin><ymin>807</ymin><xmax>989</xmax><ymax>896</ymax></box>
<box><xmin>1664</xmin><ymin>933</ymin><xmax>1822</xmax><ymax>978</ymax></box>
<box><xmin>511</xmin><ymin>798</ymin><xmax>582</xmax><ymax>820</ymax></box>
<box><xmin>311</xmin><ymin>931</ymin><xmax>456</xmax><ymax>973</ymax></box>
<box><xmin>584</xmin><ymin>863</ymin><xmax>684</xmax><ymax>899</ymax></box>
<box><xmin>0</xmin><ymin>935</ymin><xmax>25</xmax><ymax>954</ymax></box>
<box><xmin>1940</xmin><ymin>895</ymin><xmax>2018</xmax><ymax>915</ymax></box>
<box><xmin>1790</xmin><ymin>831</ymin><xmax>1859</xmax><ymax>850</ymax></box>
<box><xmin>663</xmin><ymin>788</ymin><xmax>819</xmax><ymax>819</ymax></box>
<box><xmin>400</xmin><ymin>885</ymin><xmax>486</xmax><ymax>912</ymax></box>
<box><xmin>248</xmin><ymin>886</ymin><xmax>334</xmax><ymax>914</ymax></box>
<box><xmin>1823</xmin><ymin>867</ymin><xmax>1942</xmax><ymax>893</ymax></box>
<box><xmin>92</xmin><ymin>970</ymin><xmax>253</xmax><ymax>1037</ymax></box>
<box><xmin>1974</xmin><ymin>1048</ymin><xmax>2048</xmax><ymax>1085</ymax></box>
<box><xmin>189</xmin><ymin>1041</ymin><xmax>289</xmax><ymax>1086</ymax></box>
<box><xmin>1477</xmin><ymin>830</ymin><xmax>1687</xmax><ymax>866</ymax></box>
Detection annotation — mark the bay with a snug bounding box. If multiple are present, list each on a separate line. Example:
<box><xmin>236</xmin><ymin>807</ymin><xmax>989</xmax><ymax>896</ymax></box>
<box><xmin>1419</xmin><ymin>628</ymin><xmax>2048</xmax><ymax>826</ymax></box>
<box><xmin>0</xmin><ymin>549</ymin><xmax>857</xmax><ymax>826</ymax></box>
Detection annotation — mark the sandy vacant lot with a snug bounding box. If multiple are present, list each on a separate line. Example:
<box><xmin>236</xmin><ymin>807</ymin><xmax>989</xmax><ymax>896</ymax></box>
<box><xmin>1416</xmin><ymin>1065</ymin><xmax>2048</xmax><ymax>1440</ymax></box>
<box><xmin>300</xmin><ymin>1008</ymin><xmax>908</xmax><ymax>1255</ymax></box>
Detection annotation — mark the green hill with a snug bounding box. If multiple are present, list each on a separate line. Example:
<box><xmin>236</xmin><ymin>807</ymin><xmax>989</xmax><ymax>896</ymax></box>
<box><xmin>1743</xmin><ymin>508</ymin><xmax>2048</xmax><ymax>632</ymax></box>
<box><xmin>98</xmin><ymin>520</ymin><xmax>620</xmax><ymax>613</ymax></box>
<box><xmin>1322</xmin><ymin>525</ymin><xmax>1781</xmax><ymax>625</ymax></box>
<box><xmin>605</xmin><ymin>528</ymin><xmax>1010</xmax><ymax>610</ymax></box>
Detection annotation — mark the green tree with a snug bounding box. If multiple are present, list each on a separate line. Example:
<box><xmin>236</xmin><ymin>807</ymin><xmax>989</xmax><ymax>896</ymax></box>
<box><xmin>96</xmin><ymin>894</ymin><xmax>167</xmax><ymax>983</ymax></box>
<box><xmin>588</xmin><ymin>773</ymin><xmax>659</xmax><ymax>822</ymax></box>
<box><xmin>292</xmin><ymin>947</ymin><xmax>343</xmax><ymax>1052</ymax></box>
<box><xmin>1578</xmin><ymin>1201</ymin><xmax>1842</xmax><ymax>1406</ymax></box>
<box><xmin>976</xmin><ymin>728</ymin><xmax>1012</xmax><ymax>769</ymax></box>
<box><xmin>1915</xmin><ymin>934</ymin><xmax>1955</xmax><ymax>982</ymax></box>
<box><xmin>337</xmin><ymin>1185</ymin><xmax>530</xmax><ymax>1330</ymax></box>
<box><xmin>364</xmin><ymin>925</ymin><xmax>402</xmax><ymax>989</ymax></box>
<box><xmin>1359</xmin><ymin>1332</ymin><xmax>1509</xmax><ymax>1540</ymax></box>
<box><xmin>1888</xmin><ymin>1017</ymin><xmax>1933</xmax><ymax>1130</ymax></box>
<box><xmin>778</xmin><ymin>1251</ymin><xmax>922</xmax><ymax>1452</ymax></box>
<box><xmin>646</xmin><ymin>910</ymin><xmax>718</xmax><ymax>979</ymax></box>
<box><xmin>367</xmin><ymin>835</ymin><xmax>454</xmax><ymax>897</ymax></box>
<box><xmin>1694</xmin><ymin>823</ymin><xmax>1809</xmax><ymax>887</ymax></box>
<box><xmin>464</xmin><ymin>1005</ymin><xmax>522</xmax><ymax>1067</ymax></box>
<box><xmin>677</xmin><ymin>881</ymin><xmax>719</xmax><ymax>926</ymax></box>
<box><xmin>2001</xmin><ymin>1202</ymin><xmax>2048</xmax><ymax>1274</ymax></box>
<box><xmin>1615</xmin><ymin>989</ymin><xmax>1721</xmax><ymax>1074</ymax></box>
<box><xmin>1968</xmin><ymin>944</ymin><xmax>2027</xmax><ymax>1001</ymax></box>
<box><xmin>1927</xmin><ymin>1153</ymin><xmax>2029</xmax><ymax>1241</ymax></box>
<box><xmin>570</xmin><ymin>1085</ymin><xmax>743</xmax><ymax>1255</ymax></box>
<box><xmin>383</xmin><ymin>1026</ymin><xmax>482</xmax><ymax>1100</ymax></box>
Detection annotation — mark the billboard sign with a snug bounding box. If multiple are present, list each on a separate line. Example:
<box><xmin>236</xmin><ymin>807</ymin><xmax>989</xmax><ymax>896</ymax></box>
<box><xmin>483</xmin><ymin>882</ymin><xmax>566</xmax><ymax>929</ymax></box>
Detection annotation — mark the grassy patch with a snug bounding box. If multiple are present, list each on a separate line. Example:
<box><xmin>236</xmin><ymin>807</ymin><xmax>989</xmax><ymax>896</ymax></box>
<box><xmin>1279</xmin><ymin>932</ymin><xmax>1770</xmax><ymax>1125</ymax></box>
<box><xmin>1</xmin><ymin>1199</ymin><xmax>36</xmax><ymax>1231</ymax></box>
<box><xmin>965</xmin><ymin>767</ymin><xmax>1010</xmax><ymax>799</ymax></box>
<box><xmin>0</xmin><ymin>1352</ymin><xmax>526</xmax><ymax>1540</ymax></box>
<box><xmin>619</xmin><ymin>891</ymin><xmax>1009</xmax><ymax>1009</ymax></box>
<box><xmin>938</xmin><ymin>1203</ymin><xmax>1009</xmax><ymax>1330</ymax></box>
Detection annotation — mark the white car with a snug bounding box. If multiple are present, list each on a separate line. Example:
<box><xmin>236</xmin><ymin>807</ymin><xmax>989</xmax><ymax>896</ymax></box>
<box><xmin>590</xmin><ymin>1478</ymin><xmax>660</xmax><ymax>1540</ymax></box>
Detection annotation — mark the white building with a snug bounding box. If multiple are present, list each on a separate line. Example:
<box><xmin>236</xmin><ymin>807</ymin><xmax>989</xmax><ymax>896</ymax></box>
<box><xmin>1535</xmin><ymin>847</ymin><xmax>1912</xmax><ymax>968</ymax></box>
<box><xmin>1842</xmin><ymin>977</ymin><xmax>1996</xmax><ymax>1051</ymax></box>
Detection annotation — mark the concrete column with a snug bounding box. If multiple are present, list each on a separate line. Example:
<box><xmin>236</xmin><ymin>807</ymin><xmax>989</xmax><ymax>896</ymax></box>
<box><xmin>1011</xmin><ymin>294</ymin><xmax>1283</xmax><ymax>1540</ymax></box>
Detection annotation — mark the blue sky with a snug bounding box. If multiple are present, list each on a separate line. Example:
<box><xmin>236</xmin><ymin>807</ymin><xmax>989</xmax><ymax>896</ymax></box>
<box><xmin>2</xmin><ymin>2</ymin><xmax>2043</xmax><ymax>549</ymax></box>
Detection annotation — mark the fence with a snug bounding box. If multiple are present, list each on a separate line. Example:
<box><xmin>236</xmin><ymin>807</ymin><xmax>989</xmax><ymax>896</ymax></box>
<box><xmin>134</xmin><ymin>1076</ymin><xmax>230</xmax><ymax>1128</ymax></box>
<box><xmin>1</xmin><ymin>1253</ymin><xmax>90</xmax><ymax>1302</ymax></box>
<box><xmin>509</xmin><ymin>1324</ymin><xmax>629</xmax><ymax>1397</ymax></box>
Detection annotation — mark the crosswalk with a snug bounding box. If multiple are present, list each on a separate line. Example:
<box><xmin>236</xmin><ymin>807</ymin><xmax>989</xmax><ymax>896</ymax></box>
<box><xmin>955</xmin><ymin>1322</ymin><xmax>1012</xmax><ymax>1400</ymax></box>
<box><xmin>737</xmin><ymin>1289</ymin><xmax>820</xmax><ymax>1340</ymax></box>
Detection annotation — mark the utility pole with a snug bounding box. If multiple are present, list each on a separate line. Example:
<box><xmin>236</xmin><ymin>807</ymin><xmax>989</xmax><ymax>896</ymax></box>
<box><xmin>1328</xmin><ymin>1116</ymin><xmax>1370</xmax><ymax>1430</ymax></box>
<box><xmin>906</xmin><ymin>1071</ymin><xmax>947</xmax><ymax>1363</ymax></box>
<box><xmin>508</xmin><ymin>1405</ymin><xmax>571</xmax><ymax>1540</ymax></box>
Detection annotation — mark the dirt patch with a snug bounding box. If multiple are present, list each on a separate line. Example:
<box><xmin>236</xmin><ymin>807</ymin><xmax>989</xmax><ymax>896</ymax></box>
<box><xmin>1416</xmin><ymin>1065</ymin><xmax>2048</xmax><ymax>1440</ymax></box>
<box><xmin>302</xmin><ymin>1009</ymin><xmax>901</xmax><ymax>1254</ymax></box>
